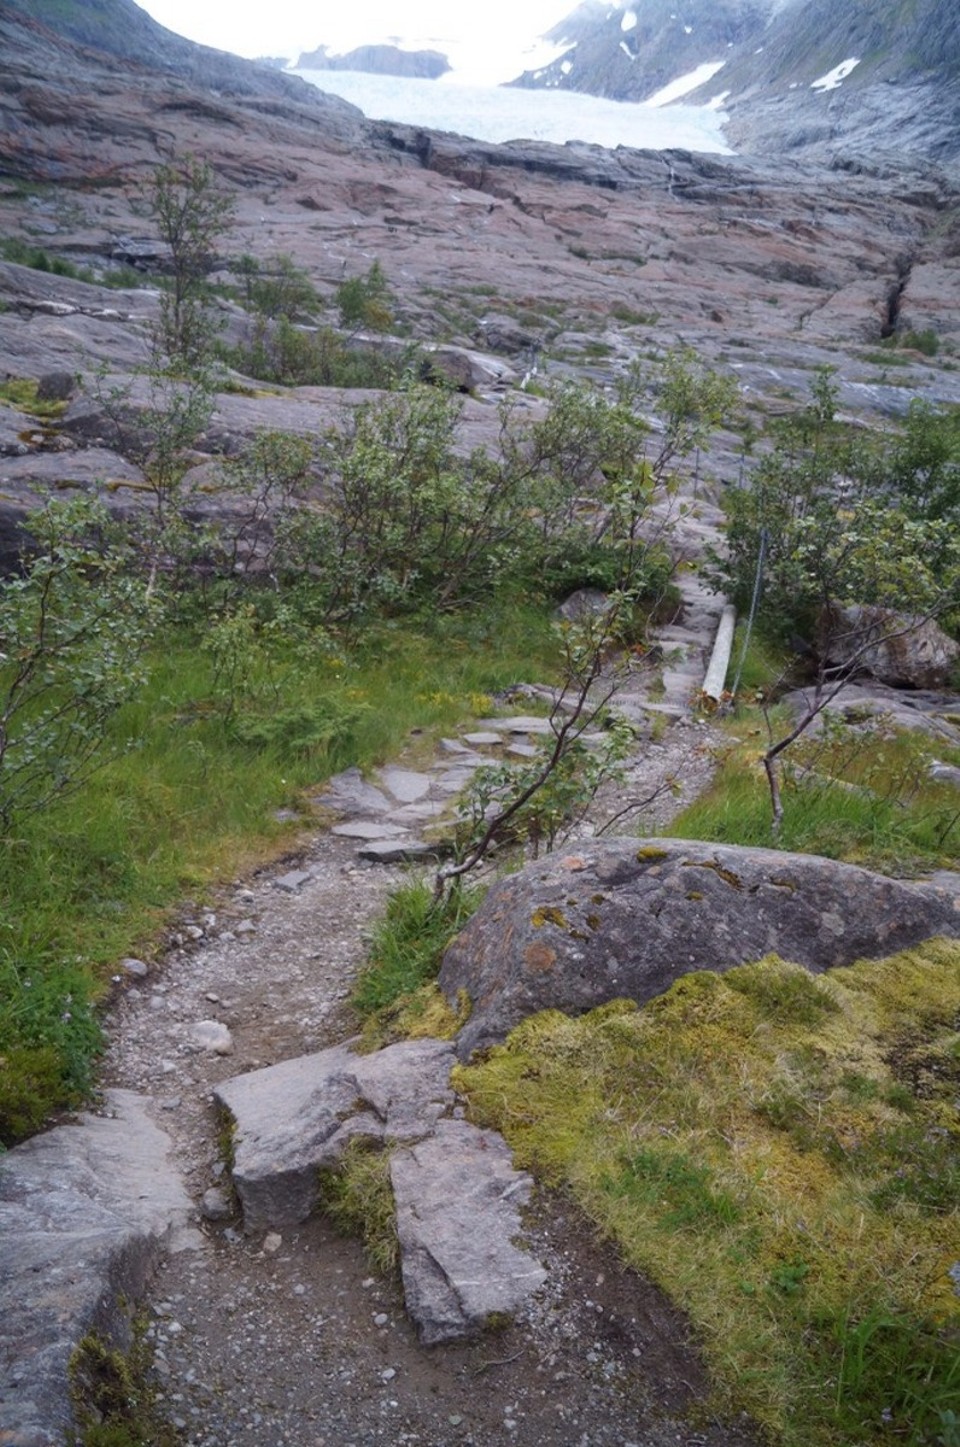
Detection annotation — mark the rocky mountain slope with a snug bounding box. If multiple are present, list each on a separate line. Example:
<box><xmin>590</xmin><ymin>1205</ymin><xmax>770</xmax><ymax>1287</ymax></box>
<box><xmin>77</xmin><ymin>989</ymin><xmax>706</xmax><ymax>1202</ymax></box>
<box><xmin>512</xmin><ymin>0</ymin><xmax>778</xmax><ymax>103</ymax></box>
<box><xmin>295</xmin><ymin>42</ymin><xmax>451</xmax><ymax>78</ymax></box>
<box><xmin>2</xmin><ymin>0</ymin><xmax>959</xmax><ymax>532</ymax></box>
<box><xmin>512</xmin><ymin>0</ymin><xmax>960</xmax><ymax>160</ymax></box>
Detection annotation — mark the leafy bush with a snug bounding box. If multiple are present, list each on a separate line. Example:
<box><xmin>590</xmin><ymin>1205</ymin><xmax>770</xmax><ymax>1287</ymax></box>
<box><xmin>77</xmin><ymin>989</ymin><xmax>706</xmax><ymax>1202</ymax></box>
<box><xmin>227</xmin><ymin>315</ymin><xmax>409</xmax><ymax>389</ymax></box>
<box><xmin>335</xmin><ymin>260</ymin><xmax>393</xmax><ymax>332</ymax></box>
<box><xmin>235</xmin><ymin>252</ymin><xmax>319</xmax><ymax>320</ymax></box>
<box><xmin>0</xmin><ymin>497</ymin><xmax>155</xmax><ymax>828</ymax></box>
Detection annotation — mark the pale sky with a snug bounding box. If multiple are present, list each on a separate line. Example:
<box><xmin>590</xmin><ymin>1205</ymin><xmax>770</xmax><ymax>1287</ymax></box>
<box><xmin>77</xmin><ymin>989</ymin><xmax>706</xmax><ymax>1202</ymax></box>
<box><xmin>137</xmin><ymin>0</ymin><xmax>580</xmax><ymax>80</ymax></box>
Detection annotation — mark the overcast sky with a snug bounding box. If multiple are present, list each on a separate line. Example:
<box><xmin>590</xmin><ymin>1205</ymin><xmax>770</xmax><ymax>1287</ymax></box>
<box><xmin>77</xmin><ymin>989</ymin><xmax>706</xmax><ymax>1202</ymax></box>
<box><xmin>137</xmin><ymin>0</ymin><xmax>578</xmax><ymax>78</ymax></box>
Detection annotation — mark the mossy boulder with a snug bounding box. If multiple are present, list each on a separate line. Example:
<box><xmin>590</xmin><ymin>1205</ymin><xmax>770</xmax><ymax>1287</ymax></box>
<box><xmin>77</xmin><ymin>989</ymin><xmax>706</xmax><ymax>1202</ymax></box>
<box><xmin>439</xmin><ymin>838</ymin><xmax>960</xmax><ymax>1059</ymax></box>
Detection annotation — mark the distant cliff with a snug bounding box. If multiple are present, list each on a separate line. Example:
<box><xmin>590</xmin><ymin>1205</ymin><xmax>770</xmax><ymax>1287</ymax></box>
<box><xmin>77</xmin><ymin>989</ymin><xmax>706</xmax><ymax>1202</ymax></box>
<box><xmin>511</xmin><ymin>0</ymin><xmax>960</xmax><ymax>161</ymax></box>
<box><xmin>296</xmin><ymin>44</ymin><xmax>451</xmax><ymax>79</ymax></box>
<box><xmin>511</xmin><ymin>0</ymin><xmax>777</xmax><ymax>104</ymax></box>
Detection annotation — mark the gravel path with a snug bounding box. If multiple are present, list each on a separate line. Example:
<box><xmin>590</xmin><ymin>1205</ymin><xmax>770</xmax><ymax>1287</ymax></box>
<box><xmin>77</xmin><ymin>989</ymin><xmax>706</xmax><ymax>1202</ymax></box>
<box><xmin>97</xmin><ymin>546</ymin><xmax>749</xmax><ymax>1447</ymax></box>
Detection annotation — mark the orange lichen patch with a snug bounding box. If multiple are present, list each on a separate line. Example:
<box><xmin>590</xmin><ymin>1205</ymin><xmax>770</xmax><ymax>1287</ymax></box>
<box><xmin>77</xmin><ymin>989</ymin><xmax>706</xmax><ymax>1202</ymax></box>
<box><xmin>560</xmin><ymin>855</ymin><xmax>587</xmax><ymax>871</ymax></box>
<box><xmin>524</xmin><ymin>941</ymin><xmax>557</xmax><ymax>973</ymax></box>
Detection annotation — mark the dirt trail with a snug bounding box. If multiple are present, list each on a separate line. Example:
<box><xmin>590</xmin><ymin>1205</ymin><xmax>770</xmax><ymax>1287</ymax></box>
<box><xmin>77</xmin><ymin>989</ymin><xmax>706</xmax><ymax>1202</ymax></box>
<box><xmin>98</xmin><ymin>550</ymin><xmax>748</xmax><ymax>1447</ymax></box>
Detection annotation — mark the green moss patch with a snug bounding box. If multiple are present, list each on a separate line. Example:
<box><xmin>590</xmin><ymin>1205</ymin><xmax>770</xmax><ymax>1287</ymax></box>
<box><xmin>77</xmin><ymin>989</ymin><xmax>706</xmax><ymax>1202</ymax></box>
<box><xmin>455</xmin><ymin>942</ymin><xmax>960</xmax><ymax>1446</ymax></box>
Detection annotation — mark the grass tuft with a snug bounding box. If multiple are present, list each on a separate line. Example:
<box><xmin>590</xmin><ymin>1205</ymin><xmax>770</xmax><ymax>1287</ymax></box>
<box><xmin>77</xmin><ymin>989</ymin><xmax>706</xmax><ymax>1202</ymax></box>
<box><xmin>352</xmin><ymin>880</ymin><xmax>484</xmax><ymax>1022</ymax></box>
<box><xmin>318</xmin><ymin>1139</ymin><xmax>398</xmax><ymax>1275</ymax></box>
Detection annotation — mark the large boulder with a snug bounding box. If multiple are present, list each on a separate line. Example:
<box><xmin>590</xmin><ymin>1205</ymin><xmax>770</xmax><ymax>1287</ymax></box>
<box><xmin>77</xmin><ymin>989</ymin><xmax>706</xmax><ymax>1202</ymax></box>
<box><xmin>823</xmin><ymin>605</ymin><xmax>960</xmax><ymax>690</ymax></box>
<box><xmin>440</xmin><ymin>838</ymin><xmax>960</xmax><ymax>1059</ymax></box>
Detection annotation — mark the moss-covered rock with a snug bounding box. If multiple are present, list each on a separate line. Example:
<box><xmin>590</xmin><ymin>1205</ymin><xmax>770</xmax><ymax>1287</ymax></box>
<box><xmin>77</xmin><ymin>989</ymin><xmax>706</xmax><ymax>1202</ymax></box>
<box><xmin>439</xmin><ymin>837</ymin><xmax>960</xmax><ymax>1058</ymax></box>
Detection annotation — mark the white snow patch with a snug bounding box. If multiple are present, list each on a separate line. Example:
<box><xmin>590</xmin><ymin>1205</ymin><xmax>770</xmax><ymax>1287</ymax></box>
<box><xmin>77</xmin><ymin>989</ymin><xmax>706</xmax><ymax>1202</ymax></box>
<box><xmin>810</xmin><ymin>56</ymin><xmax>861</xmax><ymax>92</ymax></box>
<box><xmin>560</xmin><ymin>59</ymin><xmax>573</xmax><ymax>74</ymax></box>
<box><xmin>621</xmin><ymin>9</ymin><xmax>637</xmax><ymax>31</ymax></box>
<box><xmin>684</xmin><ymin>25</ymin><xmax>693</xmax><ymax>35</ymax></box>
<box><xmin>646</xmin><ymin>60</ymin><xmax>726</xmax><ymax>107</ymax></box>
<box><xmin>619</xmin><ymin>40</ymin><xmax>635</xmax><ymax>60</ymax></box>
<box><xmin>707</xmin><ymin>89</ymin><xmax>730</xmax><ymax>111</ymax></box>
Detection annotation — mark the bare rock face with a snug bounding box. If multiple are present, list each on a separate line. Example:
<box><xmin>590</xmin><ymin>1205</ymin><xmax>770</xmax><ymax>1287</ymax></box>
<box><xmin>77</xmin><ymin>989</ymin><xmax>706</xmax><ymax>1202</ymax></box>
<box><xmin>439</xmin><ymin>839</ymin><xmax>960</xmax><ymax>1059</ymax></box>
<box><xmin>297</xmin><ymin>44</ymin><xmax>451</xmax><ymax>80</ymax></box>
<box><xmin>0</xmin><ymin>1090</ymin><xmax>192</xmax><ymax>1446</ymax></box>
<box><xmin>391</xmin><ymin>1120</ymin><xmax>546</xmax><ymax>1346</ymax></box>
<box><xmin>781</xmin><ymin>681</ymin><xmax>960</xmax><ymax>746</ymax></box>
<box><xmin>214</xmin><ymin>1038</ymin><xmax>457</xmax><ymax>1230</ymax></box>
<box><xmin>823</xmin><ymin>605</ymin><xmax>960</xmax><ymax>690</ymax></box>
<box><xmin>215</xmin><ymin>1042</ymin><xmax>548</xmax><ymax>1343</ymax></box>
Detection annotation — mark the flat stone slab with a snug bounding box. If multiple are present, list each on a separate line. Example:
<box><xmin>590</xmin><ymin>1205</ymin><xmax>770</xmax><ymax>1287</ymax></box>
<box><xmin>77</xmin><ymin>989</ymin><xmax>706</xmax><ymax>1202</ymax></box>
<box><xmin>376</xmin><ymin>767</ymin><xmax>432</xmax><ymax>804</ymax></box>
<box><xmin>273</xmin><ymin>869</ymin><xmax>313</xmax><ymax>893</ymax></box>
<box><xmin>331</xmin><ymin>820</ymin><xmax>411</xmax><ymax>840</ymax></box>
<box><xmin>477</xmin><ymin>715</ymin><xmax>555</xmax><ymax>735</ymax></box>
<box><xmin>462</xmin><ymin>731</ymin><xmax>504</xmax><ymax>747</ymax></box>
<box><xmin>0</xmin><ymin>1090</ymin><xmax>191</xmax><ymax>1447</ymax></box>
<box><xmin>439</xmin><ymin>738</ymin><xmax>472</xmax><ymax>755</ymax></box>
<box><xmin>507</xmin><ymin>742</ymin><xmax>540</xmax><ymax>758</ymax></box>
<box><xmin>391</xmin><ymin>1119</ymin><xmax>547</xmax><ymax>1345</ymax></box>
<box><xmin>385</xmin><ymin>801</ymin><xmax>449</xmax><ymax>824</ymax></box>
<box><xmin>215</xmin><ymin>1039</ymin><xmax>456</xmax><ymax>1230</ymax></box>
<box><xmin>357</xmin><ymin>839</ymin><xmax>442</xmax><ymax>863</ymax></box>
<box><xmin>314</xmin><ymin>767</ymin><xmax>391</xmax><ymax>817</ymax></box>
<box><xmin>433</xmin><ymin>768</ymin><xmax>485</xmax><ymax>796</ymax></box>
<box><xmin>634</xmin><ymin>701</ymin><xmax>687</xmax><ymax>718</ymax></box>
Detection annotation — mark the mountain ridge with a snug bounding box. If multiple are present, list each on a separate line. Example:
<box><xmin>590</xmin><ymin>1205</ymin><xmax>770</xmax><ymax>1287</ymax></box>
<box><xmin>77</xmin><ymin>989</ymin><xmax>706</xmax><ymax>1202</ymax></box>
<box><xmin>510</xmin><ymin>0</ymin><xmax>960</xmax><ymax>160</ymax></box>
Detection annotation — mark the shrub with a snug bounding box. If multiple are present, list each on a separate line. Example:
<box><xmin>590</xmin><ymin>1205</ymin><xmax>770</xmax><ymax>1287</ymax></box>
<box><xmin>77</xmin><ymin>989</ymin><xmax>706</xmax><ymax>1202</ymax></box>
<box><xmin>0</xmin><ymin>497</ymin><xmax>155</xmax><ymax>828</ymax></box>
<box><xmin>335</xmin><ymin>260</ymin><xmax>393</xmax><ymax>332</ymax></box>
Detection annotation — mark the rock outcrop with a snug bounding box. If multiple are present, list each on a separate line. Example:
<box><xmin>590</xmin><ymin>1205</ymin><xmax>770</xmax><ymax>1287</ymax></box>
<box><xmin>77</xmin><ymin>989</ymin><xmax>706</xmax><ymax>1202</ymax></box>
<box><xmin>215</xmin><ymin>1038</ymin><xmax>457</xmax><ymax>1229</ymax></box>
<box><xmin>0</xmin><ymin>1091</ymin><xmax>192</xmax><ymax>1446</ymax></box>
<box><xmin>214</xmin><ymin>1040</ymin><xmax>547</xmax><ymax>1343</ymax></box>
<box><xmin>439</xmin><ymin>838</ymin><xmax>960</xmax><ymax>1058</ymax></box>
<box><xmin>297</xmin><ymin>44</ymin><xmax>451</xmax><ymax>79</ymax></box>
<box><xmin>513</xmin><ymin>0</ymin><xmax>960</xmax><ymax>163</ymax></box>
<box><xmin>822</xmin><ymin>605</ymin><xmax>960</xmax><ymax>690</ymax></box>
<box><xmin>391</xmin><ymin>1120</ymin><xmax>547</xmax><ymax>1346</ymax></box>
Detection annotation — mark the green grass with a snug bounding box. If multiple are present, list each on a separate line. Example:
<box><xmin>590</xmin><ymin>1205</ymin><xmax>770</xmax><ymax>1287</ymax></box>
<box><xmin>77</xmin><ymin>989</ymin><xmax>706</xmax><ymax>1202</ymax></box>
<box><xmin>70</xmin><ymin>1318</ymin><xmax>181</xmax><ymax>1447</ymax></box>
<box><xmin>456</xmin><ymin>942</ymin><xmax>960</xmax><ymax>1446</ymax></box>
<box><xmin>0</xmin><ymin>597</ymin><xmax>559</xmax><ymax>1143</ymax></box>
<box><xmin>677</xmin><ymin>692</ymin><xmax>960</xmax><ymax>872</ymax></box>
<box><xmin>0</xmin><ymin>237</ymin><xmax>150</xmax><ymax>290</ymax></box>
<box><xmin>0</xmin><ymin>376</ymin><xmax>70</xmax><ymax>422</ymax></box>
<box><xmin>351</xmin><ymin>879</ymin><xmax>483</xmax><ymax>1017</ymax></box>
